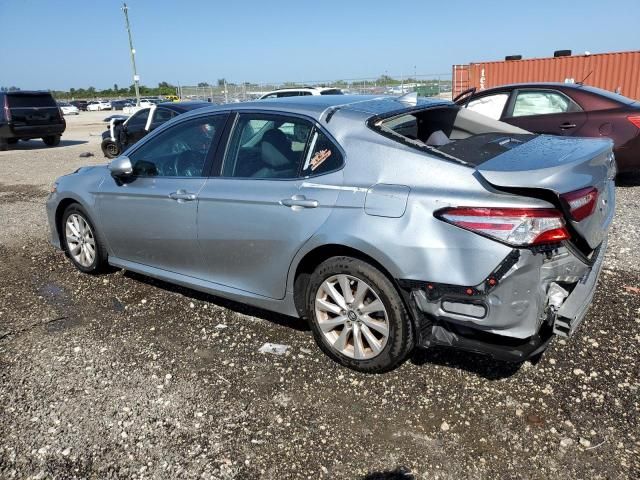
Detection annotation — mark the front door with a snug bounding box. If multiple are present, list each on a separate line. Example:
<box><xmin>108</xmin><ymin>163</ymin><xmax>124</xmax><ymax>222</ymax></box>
<box><xmin>197</xmin><ymin>112</ymin><xmax>345</xmax><ymax>299</ymax></box>
<box><xmin>98</xmin><ymin>113</ymin><xmax>228</xmax><ymax>276</ymax></box>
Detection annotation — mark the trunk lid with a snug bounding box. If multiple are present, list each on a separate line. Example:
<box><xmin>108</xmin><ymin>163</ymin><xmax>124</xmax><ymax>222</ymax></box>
<box><xmin>6</xmin><ymin>92</ymin><xmax>63</xmax><ymax>126</ymax></box>
<box><xmin>475</xmin><ymin>135</ymin><xmax>615</xmax><ymax>250</ymax></box>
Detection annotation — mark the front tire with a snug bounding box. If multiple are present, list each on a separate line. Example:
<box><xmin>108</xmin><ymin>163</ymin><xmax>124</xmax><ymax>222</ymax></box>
<box><xmin>61</xmin><ymin>204</ymin><xmax>108</xmax><ymax>274</ymax></box>
<box><xmin>101</xmin><ymin>138</ymin><xmax>120</xmax><ymax>159</ymax></box>
<box><xmin>306</xmin><ymin>256</ymin><xmax>414</xmax><ymax>373</ymax></box>
<box><xmin>43</xmin><ymin>135</ymin><xmax>61</xmax><ymax>146</ymax></box>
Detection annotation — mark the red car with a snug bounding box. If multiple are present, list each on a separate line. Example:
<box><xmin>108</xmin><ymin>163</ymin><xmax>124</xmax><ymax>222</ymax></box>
<box><xmin>455</xmin><ymin>83</ymin><xmax>640</xmax><ymax>173</ymax></box>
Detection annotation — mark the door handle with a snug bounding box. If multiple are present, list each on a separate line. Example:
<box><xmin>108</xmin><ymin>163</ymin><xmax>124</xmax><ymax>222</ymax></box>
<box><xmin>280</xmin><ymin>194</ymin><xmax>319</xmax><ymax>209</ymax></box>
<box><xmin>169</xmin><ymin>190</ymin><xmax>197</xmax><ymax>201</ymax></box>
<box><xmin>560</xmin><ymin>123</ymin><xmax>577</xmax><ymax>129</ymax></box>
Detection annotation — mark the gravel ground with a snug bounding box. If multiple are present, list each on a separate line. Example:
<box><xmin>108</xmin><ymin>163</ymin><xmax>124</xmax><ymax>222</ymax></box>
<box><xmin>0</xmin><ymin>114</ymin><xmax>638</xmax><ymax>479</ymax></box>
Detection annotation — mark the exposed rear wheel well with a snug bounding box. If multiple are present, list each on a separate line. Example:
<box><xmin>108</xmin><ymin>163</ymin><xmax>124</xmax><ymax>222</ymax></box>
<box><xmin>293</xmin><ymin>244</ymin><xmax>402</xmax><ymax>318</ymax></box>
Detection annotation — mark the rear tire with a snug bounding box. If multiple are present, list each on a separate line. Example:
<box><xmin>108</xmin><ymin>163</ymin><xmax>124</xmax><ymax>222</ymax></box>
<box><xmin>306</xmin><ymin>256</ymin><xmax>414</xmax><ymax>373</ymax></box>
<box><xmin>43</xmin><ymin>135</ymin><xmax>61</xmax><ymax>146</ymax></box>
<box><xmin>61</xmin><ymin>204</ymin><xmax>108</xmax><ymax>274</ymax></box>
<box><xmin>0</xmin><ymin>138</ymin><xmax>8</xmax><ymax>151</ymax></box>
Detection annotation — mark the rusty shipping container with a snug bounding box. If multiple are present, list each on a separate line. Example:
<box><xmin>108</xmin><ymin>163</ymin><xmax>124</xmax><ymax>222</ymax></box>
<box><xmin>452</xmin><ymin>50</ymin><xmax>640</xmax><ymax>100</ymax></box>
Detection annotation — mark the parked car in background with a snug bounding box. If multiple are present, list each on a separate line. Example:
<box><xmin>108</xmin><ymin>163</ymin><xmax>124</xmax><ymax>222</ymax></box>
<box><xmin>58</xmin><ymin>102</ymin><xmax>80</xmax><ymax>115</ymax></box>
<box><xmin>110</xmin><ymin>100</ymin><xmax>134</xmax><ymax>111</ymax></box>
<box><xmin>455</xmin><ymin>83</ymin><xmax>640</xmax><ymax>173</ymax></box>
<box><xmin>49</xmin><ymin>95</ymin><xmax>614</xmax><ymax>372</ymax></box>
<box><xmin>259</xmin><ymin>86</ymin><xmax>343</xmax><ymax>99</ymax></box>
<box><xmin>0</xmin><ymin>90</ymin><xmax>66</xmax><ymax>150</ymax></box>
<box><xmin>87</xmin><ymin>100</ymin><xmax>112</xmax><ymax>111</ymax></box>
<box><xmin>100</xmin><ymin>101</ymin><xmax>209</xmax><ymax>158</ymax></box>
<box><xmin>70</xmin><ymin>100</ymin><xmax>88</xmax><ymax>111</ymax></box>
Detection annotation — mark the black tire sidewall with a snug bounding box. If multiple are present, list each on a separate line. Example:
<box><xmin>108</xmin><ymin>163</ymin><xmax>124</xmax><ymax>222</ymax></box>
<box><xmin>306</xmin><ymin>256</ymin><xmax>413</xmax><ymax>373</ymax></box>
<box><xmin>43</xmin><ymin>135</ymin><xmax>61</xmax><ymax>146</ymax></box>
<box><xmin>61</xmin><ymin>205</ymin><xmax>104</xmax><ymax>274</ymax></box>
<box><xmin>101</xmin><ymin>140</ymin><xmax>119</xmax><ymax>159</ymax></box>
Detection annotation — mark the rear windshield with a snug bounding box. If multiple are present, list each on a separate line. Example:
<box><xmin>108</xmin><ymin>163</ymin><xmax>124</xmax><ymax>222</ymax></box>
<box><xmin>370</xmin><ymin>105</ymin><xmax>534</xmax><ymax>166</ymax></box>
<box><xmin>578</xmin><ymin>85</ymin><xmax>637</xmax><ymax>105</ymax></box>
<box><xmin>8</xmin><ymin>93</ymin><xmax>57</xmax><ymax>108</ymax></box>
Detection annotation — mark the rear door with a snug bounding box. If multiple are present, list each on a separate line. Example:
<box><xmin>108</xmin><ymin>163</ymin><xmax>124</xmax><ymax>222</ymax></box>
<box><xmin>196</xmin><ymin>111</ymin><xmax>343</xmax><ymax>299</ymax></box>
<box><xmin>501</xmin><ymin>89</ymin><xmax>587</xmax><ymax>136</ymax></box>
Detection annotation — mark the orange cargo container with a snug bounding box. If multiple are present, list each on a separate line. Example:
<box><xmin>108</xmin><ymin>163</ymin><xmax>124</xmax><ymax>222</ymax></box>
<box><xmin>452</xmin><ymin>50</ymin><xmax>640</xmax><ymax>100</ymax></box>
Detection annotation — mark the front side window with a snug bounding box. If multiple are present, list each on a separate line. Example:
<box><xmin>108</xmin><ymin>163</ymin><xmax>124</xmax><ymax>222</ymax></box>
<box><xmin>128</xmin><ymin>115</ymin><xmax>224</xmax><ymax>177</ymax></box>
<box><xmin>127</xmin><ymin>109</ymin><xmax>150</xmax><ymax>127</ymax></box>
<box><xmin>222</xmin><ymin>114</ymin><xmax>313</xmax><ymax>179</ymax></box>
<box><xmin>466</xmin><ymin>93</ymin><xmax>509</xmax><ymax>120</ymax></box>
<box><xmin>511</xmin><ymin>91</ymin><xmax>573</xmax><ymax>117</ymax></box>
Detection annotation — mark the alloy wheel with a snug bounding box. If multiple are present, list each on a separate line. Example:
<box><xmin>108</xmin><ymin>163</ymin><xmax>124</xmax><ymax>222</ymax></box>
<box><xmin>65</xmin><ymin>214</ymin><xmax>96</xmax><ymax>268</ymax></box>
<box><xmin>314</xmin><ymin>274</ymin><xmax>389</xmax><ymax>360</ymax></box>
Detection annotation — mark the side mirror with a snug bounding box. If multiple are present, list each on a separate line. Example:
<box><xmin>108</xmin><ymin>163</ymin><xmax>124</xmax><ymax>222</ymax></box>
<box><xmin>109</xmin><ymin>156</ymin><xmax>133</xmax><ymax>177</ymax></box>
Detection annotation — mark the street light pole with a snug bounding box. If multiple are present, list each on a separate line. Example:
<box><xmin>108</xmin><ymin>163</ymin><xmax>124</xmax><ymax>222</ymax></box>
<box><xmin>122</xmin><ymin>2</ymin><xmax>141</xmax><ymax>106</ymax></box>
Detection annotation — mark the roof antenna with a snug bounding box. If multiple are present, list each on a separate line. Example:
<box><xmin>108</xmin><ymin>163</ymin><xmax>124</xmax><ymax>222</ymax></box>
<box><xmin>577</xmin><ymin>70</ymin><xmax>593</xmax><ymax>85</ymax></box>
<box><xmin>398</xmin><ymin>91</ymin><xmax>418</xmax><ymax>105</ymax></box>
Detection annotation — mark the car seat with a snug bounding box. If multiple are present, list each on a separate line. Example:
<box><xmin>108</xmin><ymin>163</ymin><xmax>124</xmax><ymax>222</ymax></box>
<box><xmin>253</xmin><ymin>129</ymin><xmax>296</xmax><ymax>178</ymax></box>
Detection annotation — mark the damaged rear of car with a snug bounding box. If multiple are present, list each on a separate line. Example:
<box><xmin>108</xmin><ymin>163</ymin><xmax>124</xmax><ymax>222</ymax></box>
<box><xmin>369</xmin><ymin>100</ymin><xmax>615</xmax><ymax>362</ymax></box>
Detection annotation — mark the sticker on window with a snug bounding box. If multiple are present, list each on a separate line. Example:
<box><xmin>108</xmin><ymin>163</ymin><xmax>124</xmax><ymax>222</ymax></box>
<box><xmin>310</xmin><ymin>149</ymin><xmax>332</xmax><ymax>171</ymax></box>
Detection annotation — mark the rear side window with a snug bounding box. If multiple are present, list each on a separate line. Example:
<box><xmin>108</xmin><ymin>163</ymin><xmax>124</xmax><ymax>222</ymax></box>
<box><xmin>222</xmin><ymin>113</ymin><xmax>313</xmax><ymax>179</ymax></box>
<box><xmin>320</xmin><ymin>89</ymin><xmax>343</xmax><ymax>95</ymax></box>
<box><xmin>7</xmin><ymin>93</ymin><xmax>56</xmax><ymax>108</ymax></box>
<box><xmin>301</xmin><ymin>130</ymin><xmax>344</xmax><ymax>176</ymax></box>
<box><xmin>511</xmin><ymin>90</ymin><xmax>579</xmax><ymax>117</ymax></box>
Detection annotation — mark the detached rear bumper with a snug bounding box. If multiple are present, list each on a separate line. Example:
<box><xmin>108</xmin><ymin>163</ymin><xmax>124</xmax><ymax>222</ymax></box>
<box><xmin>402</xmin><ymin>239</ymin><xmax>608</xmax><ymax>362</ymax></box>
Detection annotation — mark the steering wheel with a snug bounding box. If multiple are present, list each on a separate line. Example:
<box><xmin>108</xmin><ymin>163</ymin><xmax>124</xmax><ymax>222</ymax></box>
<box><xmin>174</xmin><ymin>150</ymin><xmax>202</xmax><ymax>177</ymax></box>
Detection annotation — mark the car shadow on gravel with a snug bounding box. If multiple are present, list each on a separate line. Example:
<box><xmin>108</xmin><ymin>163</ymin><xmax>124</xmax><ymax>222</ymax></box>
<box><xmin>410</xmin><ymin>346</ymin><xmax>521</xmax><ymax>380</ymax></box>
<box><xmin>124</xmin><ymin>271</ymin><xmax>310</xmax><ymax>332</ymax></box>
<box><xmin>615</xmin><ymin>172</ymin><xmax>640</xmax><ymax>187</ymax></box>
<box><xmin>4</xmin><ymin>139</ymin><xmax>88</xmax><ymax>151</ymax></box>
<box><xmin>361</xmin><ymin>468</ymin><xmax>415</xmax><ymax>480</ymax></box>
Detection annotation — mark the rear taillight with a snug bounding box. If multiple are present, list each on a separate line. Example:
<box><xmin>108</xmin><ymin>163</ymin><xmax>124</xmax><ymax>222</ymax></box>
<box><xmin>3</xmin><ymin>96</ymin><xmax>10</xmax><ymax>121</ymax></box>
<box><xmin>437</xmin><ymin>207</ymin><xmax>570</xmax><ymax>246</ymax></box>
<box><xmin>560</xmin><ymin>187</ymin><xmax>598</xmax><ymax>221</ymax></box>
<box><xmin>628</xmin><ymin>115</ymin><xmax>640</xmax><ymax>129</ymax></box>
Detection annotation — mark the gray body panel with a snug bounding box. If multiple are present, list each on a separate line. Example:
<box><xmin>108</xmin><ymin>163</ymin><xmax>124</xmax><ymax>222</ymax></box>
<box><xmin>46</xmin><ymin>95</ymin><xmax>615</xmax><ymax>343</ymax></box>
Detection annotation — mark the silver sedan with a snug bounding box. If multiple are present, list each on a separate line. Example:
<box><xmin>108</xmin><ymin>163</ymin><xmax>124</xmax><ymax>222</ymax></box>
<box><xmin>46</xmin><ymin>95</ymin><xmax>615</xmax><ymax>372</ymax></box>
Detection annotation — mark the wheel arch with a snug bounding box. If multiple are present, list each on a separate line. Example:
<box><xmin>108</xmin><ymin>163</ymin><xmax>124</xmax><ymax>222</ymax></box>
<box><xmin>54</xmin><ymin>197</ymin><xmax>96</xmax><ymax>250</ymax></box>
<box><xmin>291</xmin><ymin>243</ymin><xmax>408</xmax><ymax>320</ymax></box>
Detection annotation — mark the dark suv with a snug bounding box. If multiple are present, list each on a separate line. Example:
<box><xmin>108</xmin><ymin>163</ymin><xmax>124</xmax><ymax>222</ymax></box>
<box><xmin>0</xmin><ymin>91</ymin><xmax>66</xmax><ymax>150</ymax></box>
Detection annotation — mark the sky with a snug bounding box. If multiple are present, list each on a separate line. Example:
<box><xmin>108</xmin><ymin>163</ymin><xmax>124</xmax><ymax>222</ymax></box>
<box><xmin>1</xmin><ymin>0</ymin><xmax>639</xmax><ymax>90</ymax></box>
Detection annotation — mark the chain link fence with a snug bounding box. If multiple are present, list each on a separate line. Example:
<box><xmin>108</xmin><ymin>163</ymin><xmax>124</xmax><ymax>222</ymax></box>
<box><xmin>176</xmin><ymin>73</ymin><xmax>452</xmax><ymax>103</ymax></box>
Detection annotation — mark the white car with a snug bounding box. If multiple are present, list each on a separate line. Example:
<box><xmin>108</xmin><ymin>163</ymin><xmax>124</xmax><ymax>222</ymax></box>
<box><xmin>258</xmin><ymin>86</ymin><xmax>343</xmax><ymax>99</ymax></box>
<box><xmin>87</xmin><ymin>101</ymin><xmax>112</xmax><ymax>111</ymax></box>
<box><xmin>57</xmin><ymin>102</ymin><xmax>79</xmax><ymax>115</ymax></box>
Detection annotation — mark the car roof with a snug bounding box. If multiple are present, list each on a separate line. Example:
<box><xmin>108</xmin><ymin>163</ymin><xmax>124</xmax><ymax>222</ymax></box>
<box><xmin>187</xmin><ymin>95</ymin><xmax>451</xmax><ymax>121</ymax></box>
<box><xmin>159</xmin><ymin>101</ymin><xmax>211</xmax><ymax>113</ymax></box>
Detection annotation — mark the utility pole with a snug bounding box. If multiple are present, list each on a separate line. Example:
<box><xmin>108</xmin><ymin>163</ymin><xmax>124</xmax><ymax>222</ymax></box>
<box><xmin>122</xmin><ymin>3</ymin><xmax>141</xmax><ymax>106</ymax></box>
